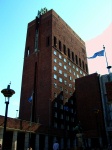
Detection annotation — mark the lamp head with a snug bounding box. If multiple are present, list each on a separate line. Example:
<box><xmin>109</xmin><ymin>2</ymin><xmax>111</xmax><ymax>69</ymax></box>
<box><xmin>1</xmin><ymin>84</ymin><xmax>15</xmax><ymax>97</ymax></box>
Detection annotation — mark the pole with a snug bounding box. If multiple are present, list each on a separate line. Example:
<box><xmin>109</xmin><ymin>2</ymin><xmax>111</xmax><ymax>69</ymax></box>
<box><xmin>103</xmin><ymin>45</ymin><xmax>111</xmax><ymax>74</ymax></box>
<box><xmin>2</xmin><ymin>99</ymin><xmax>9</xmax><ymax>150</ymax></box>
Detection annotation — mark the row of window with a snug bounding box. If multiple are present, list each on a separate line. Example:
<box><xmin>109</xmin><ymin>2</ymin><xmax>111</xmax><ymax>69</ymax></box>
<box><xmin>53</xmin><ymin>36</ymin><xmax>88</xmax><ymax>72</ymax></box>
<box><xmin>53</xmin><ymin>51</ymin><xmax>86</xmax><ymax>76</ymax></box>
<box><xmin>54</xmin><ymin>74</ymin><xmax>79</xmax><ymax>82</ymax></box>
<box><xmin>54</xmin><ymin>85</ymin><xmax>73</xmax><ymax>91</ymax></box>
<box><xmin>54</xmin><ymin>112</ymin><xmax>74</xmax><ymax>119</ymax></box>
<box><xmin>53</xmin><ymin>122</ymin><xmax>74</xmax><ymax>130</ymax></box>
<box><xmin>54</xmin><ymin>91</ymin><xmax>73</xmax><ymax>98</ymax></box>
<box><xmin>54</xmin><ymin>92</ymin><xmax>75</xmax><ymax>102</ymax></box>
<box><xmin>54</xmin><ymin>65</ymin><xmax>83</xmax><ymax>76</ymax></box>
<box><xmin>54</xmin><ymin>103</ymin><xmax>74</xmax><ymax>112</ymax></box>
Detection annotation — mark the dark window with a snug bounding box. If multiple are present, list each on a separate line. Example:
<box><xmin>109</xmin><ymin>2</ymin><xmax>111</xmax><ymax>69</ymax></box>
<box><xmin>68</xmin><ymin>48</ymin><xmax>70</xmax><ymax>58</ymax></box>
<box><xmin>26</xmin><ymin>47</ymin><xmax>30</xmax><ymax>57</ymax></box>
<box><xmin>82</xmin><ymin>48</ymin><xmax>85</xmax><ymax>53</ymax></box>
<box><xmin>72</xmin><ymin>52</ymin><xmax>74</xmax><ymax>62</ymax></box>
<box><xmin>85</xmin><ymin>64</ymin><xmax>88</xmax><ymax>73</ymax></box>
<box><xmin>63</xmin><ymin>44</ymin><xmax>66</xmax><ymax>55</ymax></box>
<box><xmin>59</xmin><ymin>40</ymin><xmax>61</xmax><ymax>51</ymax></box>
<box><xmin>46</xmin><ymin>36</ymin><xmax>50</xmax><ymax>46</ymax></box>
<box><xmin>75</xmin><ymin>55</ymin><xmax>78</xmax><ymax>65</ymax></box>
<box><xmin>54</xmin><ymin>36</ymin><xmax>57</xmax><ymax>47</ymax></box>
<box><xmin>79</xmin><ymin>58</ymin><xmax>81</xmax><ymax>67</ymax></box>
<box><xmin>82</xmin><ymin>61</ymin><xmax>85</xmax><ymax>70</ymax></box>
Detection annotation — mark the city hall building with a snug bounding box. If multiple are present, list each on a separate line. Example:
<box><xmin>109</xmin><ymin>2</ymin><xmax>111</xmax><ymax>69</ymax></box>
<box><xmin>18</xmin><ymin>8</ymin><xmax>88</xmax><ymax>149</ymax></box>
<box><xmin>0</xmin><ymin>8</ymin><xmax>95</xmax><ymax>150</ymax></box>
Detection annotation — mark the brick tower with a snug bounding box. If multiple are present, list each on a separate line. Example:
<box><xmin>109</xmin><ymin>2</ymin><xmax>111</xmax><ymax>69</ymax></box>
<box><xmin>19</xmin><ymin>8</ymin><xmax>88</xmax><ymax>127</ymax></box>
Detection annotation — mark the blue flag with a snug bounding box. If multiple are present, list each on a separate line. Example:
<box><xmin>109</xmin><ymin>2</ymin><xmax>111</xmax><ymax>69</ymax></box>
<box><xmin>87</xmin><ymin>50</ymin><xmax>105</xmax><ymax>59</ymax></box>
<box><xmin>28</xmin><ymin>96</ymin><xmax>32</xmax><ymax>103</ymax></box>
<box><xmin>64</xmin><ymin>106</ymin><xmax>69</xmax><ymax>111</ymax></box>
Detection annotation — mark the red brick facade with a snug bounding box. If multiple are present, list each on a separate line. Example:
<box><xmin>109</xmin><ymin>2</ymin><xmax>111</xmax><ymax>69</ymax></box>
<box><xmin>19</xmin><ymin>9</ymin><xmax>88</xmax><ymax>127</ymax></box>
<box><xmin>75</xmin><ymin>73</ymin><xmax>106</xmax><ymax>138</ymax></box>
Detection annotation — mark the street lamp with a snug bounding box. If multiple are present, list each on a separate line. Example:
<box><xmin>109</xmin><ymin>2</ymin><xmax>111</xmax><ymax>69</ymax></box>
<box><xmin>1</xmin><ymin>84</ymin><xmax>15</xmax><ymax>150</ymax></box>
<box><xmin>74</xmin><ymin>122</ymin><xmax>84</xmax><ymax>149</ymax></box>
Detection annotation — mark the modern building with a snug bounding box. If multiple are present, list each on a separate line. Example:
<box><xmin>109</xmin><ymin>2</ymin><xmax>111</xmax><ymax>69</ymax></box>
<box><xmin>75</xmin><ymin>72</ymin><xmax>112</xmax><ymax>148</ymax></box>
<box><xmin>100</xmin><ymin>73</ymin><xmax>112</xmax><ymax>144</ymax></box>
<box><xmin>18</xmin><ymin>8</ymin><xmax>88</xmax><ymax>149</ymax></box>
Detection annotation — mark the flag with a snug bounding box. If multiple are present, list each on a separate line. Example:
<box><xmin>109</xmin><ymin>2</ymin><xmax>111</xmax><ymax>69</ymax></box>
<box><xmin>64</xmin><ymin>106</ymin><xmax>69</xmax><ymax>111</ymax></box>
<box><xmin>28</xmin><ymin>95</ymin><xmax>33</xmax><ymax>103</ymax></box>
<box><xmin>87</xmin><ymin>50</ymin><xmax>105</xmax><ymax>59</ymax></box>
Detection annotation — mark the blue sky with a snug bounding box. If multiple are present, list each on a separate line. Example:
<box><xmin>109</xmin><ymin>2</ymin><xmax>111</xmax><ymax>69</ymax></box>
<box><xmin>0</xmin><ymin>0</ymin><xmax>112</xmax><ymax>118</ymax></box>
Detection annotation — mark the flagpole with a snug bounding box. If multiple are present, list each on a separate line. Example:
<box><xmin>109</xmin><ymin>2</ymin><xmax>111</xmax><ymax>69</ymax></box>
<box><xmin>103</xmin><ymin>45</ymin><xmax>111</xmax><ymax>74</ymax></box>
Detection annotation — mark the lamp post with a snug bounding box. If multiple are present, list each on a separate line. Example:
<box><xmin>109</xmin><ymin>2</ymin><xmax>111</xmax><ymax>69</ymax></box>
<box><xmin>1</xmin><ymin>84</ymin><xmax>15</xmax><ymax>150</ymax></box>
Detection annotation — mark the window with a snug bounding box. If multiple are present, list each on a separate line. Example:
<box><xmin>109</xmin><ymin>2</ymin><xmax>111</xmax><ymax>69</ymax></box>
<box><xmin>59</xmin><ymin>86</ymin><xmax>63</xmax><ymax>91</ymax></box>
<box><xmin>54</xmin><ymin>66</ymin><xmax>57</xmax><ymax>71</ymax></box>
<box><xmin>59</xmin><ymin>40</ymin><xmax>61</xmax><ymax>51</ymax></box>
<box><xmin>76</xmin><ymin>67</ymin><xmax>78</xmax><ymax>71</ymax></box>
<box><xmin>75</xmin><ymin>55</ymin><xmax>78</xmax><ymax>65</ymax></box>
<box><xmin>59</xmin><ymin>77</ymin><xmax>62</xmax><ymax>82</ymax></box>
<box><xmin>54</xmin><ymin>36</ymin><xmax>57</xmax><ymax>47</ymax></box>
<box><xmin>73</xmin><ymin>65</ymin><xmax>75</xmax><ymax>69</ymax></box>
<box><xmin>69</xmin><ymin>84</ymin><xmax>72</xmax><ymax>88</ymax></box>
<box><xmin>63</xmin><ymin>44</ymin><xmax>66</xmax><ymax>55</ymax></box>
<box><xmin>68</xmin><ymin>48</ymin><xmax>70</xmax><ymax>58</ymax></box>
<box><xmin>34</xmin><ymin>30</ymin><xmax>38</xmax><ymax>51</ymax></box>
<box><xmin>79</xmin><ymin>58</ymin><xmax>81</xmax><ymax>67</ymax></box>
<box><xmin>65</xmin><ymin>89</ymin><xmax>68</xmax><ymax>93</ymax></box>
<box><xmin>71</xmin><ymin>118</ymin><xmax>74</xmax><ymax>122</ymax></box>
<box><xmin>65</xmin><ymin>97</ymin><xmax>68</xmax><ymax>102</ymax></box>
<box><xmin>61</xmin><ymin>124</ymin><xmax>64</xmax><ymax>129</ymax></box>
<box><xmin>59</xmin><ymin>54</ymin><xmax>62</xmax><ymax>59</ymax></box>
<box><xmin>59</xmin><ymin>62</ymin><xmax>62</xmax><ymax>66</ymax></box>
<box><xmin>72</xmin><ymin>52</ymin><xmax>74</xmax><ymax>62</ymax></box>
<box><xmin>68</xmin><ymin>62</ymin><xmax>71</xmax><ymax>66</ymax></box>
<box><xmin>64</xmin><ymin>65</ymin><xmax>67</xmax><ymax>70</ymax></box>
<box><xmin>85</xmin><ymin>64</ymin><xmax>88</xmax><ymax>73</ymax></box>
<box><xmin>64</xmin><ymin>58</ymin><xmax>66</xmax><ymax>62</ymax></box>
<box><xmin>67</xmin><ymin>126</ymin><xmax>69</xmax><ymax>130</ymax></box>
<box><xmin>60</xmin><ymin>105</ymin><xmax>63</xmax><ymax>110</ymax></box>
<box><xmin>54</xmin><ymin>74</ymin><xmax>57</xmax><ymax>79</ymax></box>
<box><xmin>54</xmin><ymin>102</ymin><xmax>57</xmax><ymax>107</ymax></box>
<box><xmin>46</xmin><ymin>36</ymin><xmax>50</xmax><ymax>46</ymax></box>
<box><xmin>54</xmin><ymin>93</ymin><xmax>57</xmax><ymax>98</ymax></box>
<box><xmin>54</xmin><ymin>83</ymin><xmax>57</xmax><ymax>88</ymax></box>
<box><xmin>54</xmin><ymin>50</ymin><xmax>57</xmax><ymax>55</ymax></box>
<box><xmin>83</xmin><ymin>73</ymin><xmax>85</xmax><ymax>76</ymax></box>
<box><xmin>80</xmin><ymin>70</ymin><xmax>82</xmax><ymax>74</ymax></box>
<box><xmin>64</xmin><ymin>73</ymin><xmax>67</xmax><ymax>77</ymax></box>
<box><xmin>82</xmin><ymin>61</ymin><xmax>85</xmax><ymax>70</ymax></box>
<box><xmin>64</xmin><ymin>80</ymin><xmax>67</xmax><ymax>85</ymax></box>
<box><xmin>71</xmin><ymin>100</ymin><xmax>73</xmax><ymax>104</ymax></box>
<box><xmin>66</xmin><ymin>116</ymin><xmax>69</xmax><ymax>121</ymax></box>
<box><xmin>71</xmin><ymin>109</ymin><xmax>73</xmax><ymax>113</ymax></box>
<box><xmin>77</xmin><ymin>74</ymin><xmax>79</xmax><ymax>78</ymax></box>
<box><xmin>69</xmin><ymin>69</ymin><xmax>72</xmax><ymax>73</ymax></box>
<box><xmin>54</xmin><ymin>112</ymin><xmax>57</xmax><ymax>117</ymax></box>
<box><xmin>60</xmin><ymin>95</ymin><xmax>63</xmax><ymax>100</ymax></box>
<box><xmin>26</xmin><ymin>47</ymin><xmax>30</xmax><ymax>57</ymax></box>
<box><xmin>70</xmin><ymin>92</ymin><xmax>72</xmax><ymax>95</ymax></box>
<box><xmin>54</xmin><ymin>122</ymin><xmax>57</xmax><ymax>128</ymax></box>
<box><xmin>54</xmin><ymin>58</ymin><xmax>57</xmax><ymax>63</ymax></box>
<box><xmin>73</xmin><ymin>79</ymin><xmax>75</xmax><ymax>82</ymax></box>
<box><xmin>73</xmin><ymin>72</ymin><xmax>75</xmax><ymax>75</ymax></box>
<box><xmin>61</xmin><ymin>114</ymin><xmax>63</xmax><ymax>119</ymax></box>
<box><xmin>59</xmin><ymin>70</ymin><xmax>62</xmax><ymax>74</ymax></box>
<box><xmin>69</xmin><ymin>76</ymin><xmax>72</xmax><ymax>80</ymax></box>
